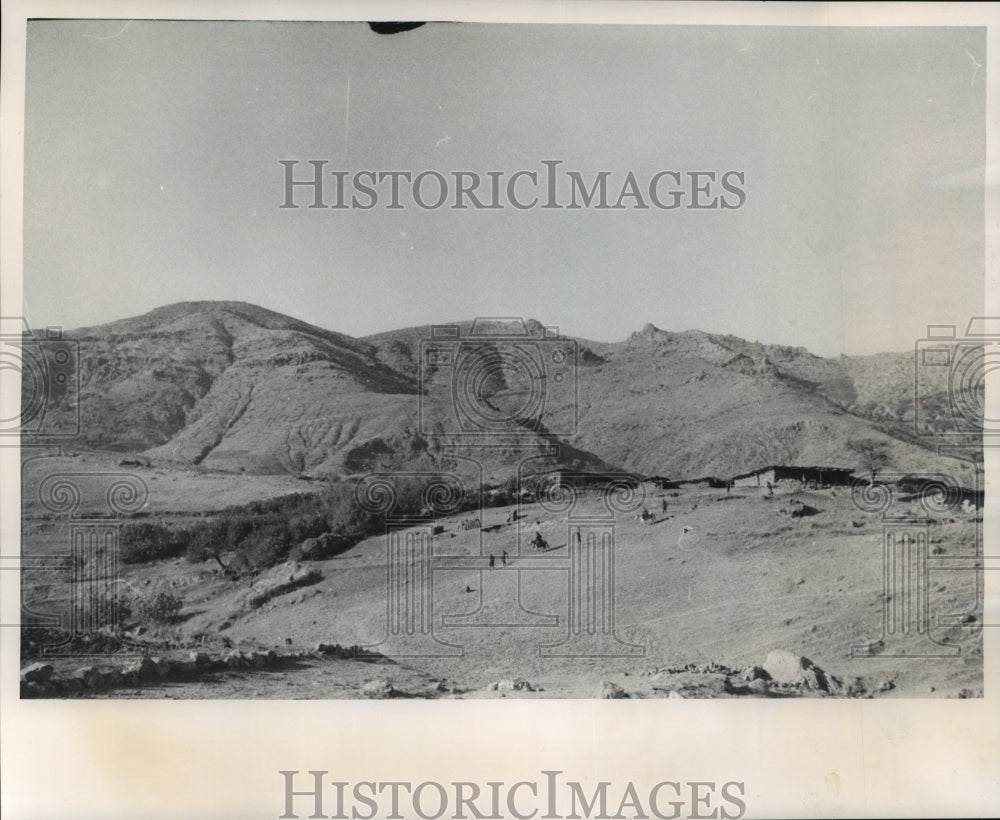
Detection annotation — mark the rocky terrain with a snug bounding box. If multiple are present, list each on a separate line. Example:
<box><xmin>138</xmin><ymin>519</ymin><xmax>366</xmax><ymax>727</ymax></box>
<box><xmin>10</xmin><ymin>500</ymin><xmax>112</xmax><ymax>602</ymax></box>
<box><xmin>20</xmin><ymin>470</ymin><xmax>983</xmax><ymax>699</ymax></box>
<box><xmin>19</xmin><ymin>301</ymin><xmax>983</xmax><ymax>699</ymax></box>
<box><xmin>32</xmin><ymin>301</ymin><xmax>972</xmax><ymax>484</ymax></box>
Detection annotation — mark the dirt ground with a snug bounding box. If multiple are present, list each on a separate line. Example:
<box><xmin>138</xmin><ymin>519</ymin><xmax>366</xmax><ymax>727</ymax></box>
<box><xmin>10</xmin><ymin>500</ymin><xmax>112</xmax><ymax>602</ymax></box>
<box><xmin>21</xmin><ymin>456</ymin><xmax>983</xmax><ymax>699</ymax></box>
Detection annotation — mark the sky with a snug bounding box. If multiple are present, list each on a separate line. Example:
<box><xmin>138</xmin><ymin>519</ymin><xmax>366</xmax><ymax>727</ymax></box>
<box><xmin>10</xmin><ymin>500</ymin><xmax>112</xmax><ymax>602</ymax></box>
<box><xmin>22</xmin><ymin>21</ymin><xmax>987</xmax><ymax>356</ymax></box>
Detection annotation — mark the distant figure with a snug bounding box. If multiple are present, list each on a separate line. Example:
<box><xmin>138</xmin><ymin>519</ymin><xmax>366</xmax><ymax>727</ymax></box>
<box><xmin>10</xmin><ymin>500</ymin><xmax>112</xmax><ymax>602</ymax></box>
<box><xmin>532</xmin><ymin>531</ymin><xmax>548</xmax><ymax>551</ymax></box>
<box><xmin>488</xmin><ymin>554</ymin><xmax>495</xmax><ymax>570</ymax></box>
<box><xmin>465</xmin><ymin>585</ymin><xmax>473</xmax><ymax>593</ymax></box>
<box><xmin>501</xmin><ymin>550</ymin><xmax>508</xmax><ymax>566</ymax></box>
<box><xmin>726</xmin><ymin>481</ymin><xmax>732</xmax><ymax>495</ymax></box>
<box><xmin>574</xmin><ymin>530</ymin><xmax>582</xmax><ymax>547</ymax></box>
<box><xmin>661</xmin><ymin>498</ymin><xmax>668</xmax><ymax>514</ymax></box>
<box><xmin>766</xmin><ymin>481</ymin><xmax>774</xmax><ymax>496</ymax></box>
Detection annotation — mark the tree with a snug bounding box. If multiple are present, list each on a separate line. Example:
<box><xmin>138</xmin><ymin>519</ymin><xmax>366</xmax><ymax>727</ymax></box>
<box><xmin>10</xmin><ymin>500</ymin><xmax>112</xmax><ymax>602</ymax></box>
<box><xmin>847</xmin><ymin>437</ymin><xmax>891</xmax><ymax>481</ymax></box>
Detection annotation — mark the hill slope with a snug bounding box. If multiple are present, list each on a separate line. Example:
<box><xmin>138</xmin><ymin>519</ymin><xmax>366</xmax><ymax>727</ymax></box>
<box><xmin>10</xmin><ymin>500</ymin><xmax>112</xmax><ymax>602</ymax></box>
<box><xmin>63</xmin><ymin>302</ymin><xmax>607</xmax><ymax>481</ymax></box>
<box><xmin>45</xmin><ymin>302</ymin><xmax>971</xmax><ymax>483</ymax></box>
<box><xmin>544</xmin><ymin>323</ymin><xmax>960</xmax><ymax>479</ymax></box>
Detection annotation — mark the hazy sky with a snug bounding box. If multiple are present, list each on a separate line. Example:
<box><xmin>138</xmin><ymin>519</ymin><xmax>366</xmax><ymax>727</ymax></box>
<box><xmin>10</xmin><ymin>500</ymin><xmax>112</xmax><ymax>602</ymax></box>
<box><xmin>23</xmin><ymin>21</ymin><xmax>986</xmax><ymax>355</ymax></box>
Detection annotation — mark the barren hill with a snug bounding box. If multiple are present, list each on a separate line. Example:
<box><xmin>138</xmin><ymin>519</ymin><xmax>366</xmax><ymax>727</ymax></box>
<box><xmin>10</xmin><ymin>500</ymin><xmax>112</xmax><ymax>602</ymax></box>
<box><xmin>545</xmin><ymin>323</ymin><xmax>960</xmax><ymax>479</ymax></box>
<box><xmin>62</xmin><ymin>302</ymin><xmax>607</xmax><ymax>481</ymax></box>
<box><xmin>48</xmin><ymin>302</ymin><xmax>970</xmax><ymax>484</ymax></box>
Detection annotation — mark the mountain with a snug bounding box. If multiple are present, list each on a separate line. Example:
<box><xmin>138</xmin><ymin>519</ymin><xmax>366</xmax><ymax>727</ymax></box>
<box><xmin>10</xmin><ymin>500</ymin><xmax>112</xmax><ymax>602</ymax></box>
<box><xmin>37</xmin><ymin>302</ymin><xmax>972</xmax><ymax>484</ymax></box>
<box><xmin>537</xmin><ymin>323</ymin><xmax>956</xmax><ymax>478</ymax></box>
<box><xmin>58</xmin><ymin>302</ymin><xmax>607</xmax><ymax>482</ymax></box>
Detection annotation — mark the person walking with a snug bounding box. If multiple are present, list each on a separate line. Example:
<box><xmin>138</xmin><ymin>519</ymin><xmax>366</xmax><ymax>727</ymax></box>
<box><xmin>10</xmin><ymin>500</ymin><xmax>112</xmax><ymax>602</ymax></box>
<box><xmin>501</xmin><ymin>550</ymin><xmax>508</xmax><ymax>566</ymax></box>
<box><xmin>488</xmin><ymin>554</ymin><xmax>495</xmax><ymax>570</ymax></box>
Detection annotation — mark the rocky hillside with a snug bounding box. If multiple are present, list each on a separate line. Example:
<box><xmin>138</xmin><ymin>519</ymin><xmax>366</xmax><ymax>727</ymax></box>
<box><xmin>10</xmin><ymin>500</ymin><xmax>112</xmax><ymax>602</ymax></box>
<box><xmin>58</xmin><ymin>302</ymin><xmax>608</xmax><ymax>482</ymax></box>
<box><xmin>523</xmin><ymin>323</ymin><xmax>963</xmax><ymax>479</ymax></box>
<box><xmin>37</xmin><ymin>302</ymin><xmax>972</xmax><ymax>483</ymax></box>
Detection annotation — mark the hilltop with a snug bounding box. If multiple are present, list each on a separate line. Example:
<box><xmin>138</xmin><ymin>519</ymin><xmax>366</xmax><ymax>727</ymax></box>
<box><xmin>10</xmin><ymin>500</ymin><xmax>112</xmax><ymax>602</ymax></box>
<box><xmin>40</xmin><ymin>301</ymin><xmax>971</xmax><ymax>484</ymax></box>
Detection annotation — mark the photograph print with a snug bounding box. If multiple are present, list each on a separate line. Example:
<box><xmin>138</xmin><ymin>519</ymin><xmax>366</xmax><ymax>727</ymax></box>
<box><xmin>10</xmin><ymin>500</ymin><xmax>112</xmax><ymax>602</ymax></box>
<box><xmin>15</xmin><ymin>18</ymin><xmax>989</xmax><ymax>702</ymax></box>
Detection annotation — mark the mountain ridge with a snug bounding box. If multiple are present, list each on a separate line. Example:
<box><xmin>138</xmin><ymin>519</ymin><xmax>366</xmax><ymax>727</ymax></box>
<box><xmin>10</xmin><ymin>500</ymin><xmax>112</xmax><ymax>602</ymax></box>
<box><xmin>37</xmin><ymin>300</ymin><xmax>969</xmax><ymax>483</ymax></box>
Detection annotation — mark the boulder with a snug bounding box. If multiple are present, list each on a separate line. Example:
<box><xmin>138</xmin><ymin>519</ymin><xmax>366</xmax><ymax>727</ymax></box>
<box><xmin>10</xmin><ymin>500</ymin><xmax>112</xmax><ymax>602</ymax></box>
<box><xmin>741</xmin><ymin>665</ymin><xmax>771</xmax><ymax>682</ymax></box>
<box><xmin>174</xmin><ymin>660</ymin><xmax>200</xmax><ymax>679</ymax></box>
<box><xmin>123</xmin><ymin>657</ymin><xmax>158</xmax><ymax>684</ymax></box>
<box><xmin>600</xmin><ymin>681</ymin><xmax>629</xmax><ymax>699</ymax></box>
<box><xmin>22</xmin><ymin>680</ymin><xmax>49</xmax><ymax>698</ymax></box>
<box><xmin>763</xmin><ymin>650</ymin><xmax>840</xmax><ymax>694</ymax></box>
<box><xmin>489</xmin><ymin>679</ymin><xmax>535</xmax><ymax>693</ymax></box>
<box><xmin>100</xmin><ymin>668</ymin><xmax>125</xmax><ymax>688</ymax></box>
<box><xmin>20</xmin><ymin>662</ymin><xmax>54</xmax><ymax>683</ymax></box>
<box><xmin>360</xmin><ymin>678</ymin><xmax>394</xmax><ymax>699</ymax></box>
<box><xmin>149</xmin><ymin>657</ymin><xmax>174</xmax><ymax>680</ymax></box>
<box><xmin>73</xmin><ymin>666</ymin><xmax>103</xmax><ymax>688</ymax></box>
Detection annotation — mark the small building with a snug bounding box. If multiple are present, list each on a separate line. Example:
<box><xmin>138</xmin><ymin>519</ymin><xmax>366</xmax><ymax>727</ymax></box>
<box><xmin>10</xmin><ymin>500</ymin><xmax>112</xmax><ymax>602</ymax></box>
<box><xmin>644</xmin><ymin>475</ymin><xmax>681</xmax><ymax>490</ymax></box>
<box><xmin>675</xmin><ymin>476</ymin><xmax>727</xmax><ymax>490</ymax></box>
<box><xmin>534</xmin><ymin>468</ymin><xmax>642</xmax><ymax>493</ymax></box>
<box><xmin>730</xmin><ymin>465</ymin><xmax>855</xmax><ymax>489</ymax></box>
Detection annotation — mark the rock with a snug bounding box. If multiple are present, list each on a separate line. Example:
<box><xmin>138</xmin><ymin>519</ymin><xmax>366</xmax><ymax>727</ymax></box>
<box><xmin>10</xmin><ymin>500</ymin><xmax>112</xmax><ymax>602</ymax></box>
<box><xmin>489</xmin><ymin>678</ymin><xmax>535</xmax><ymax>693</ymax></box>
<box><xmin>741</xmin><ymin>665</ymin><xmax>771</xmax><ymax>682</ymax></box>
<box><xmin>22</xmin><ymin>680</ymin><xmax>49</xmax><ymax>697</ymax></box>
<box><xmin>763</xmin><ymin>650</ymin><xmax>839</xmax><ymax>693</ymax></box>
<box><xmin>878</xmin><ymin>679</ymin><xmax>895</xmax><ymax>693</ymax></box>
<box><xmin>360</xmin><ymin>678</ymin><xmax>394</xmax><ymax>699</ymax></box>
<box><xmin>846</xmin><ymin>678</ymin><xmax>867</xmax><ymax>698</ymax></box>
<box><xmin>174</xmin><ymin>660</ymin><xmax>199</xmax><ymax>679</ymax></box>
<box><xmin>123</xmin><ymin>657</ymin><xmax>158</xmax><ymax>684</ymax></box>
<box><xmin>600</xmin><ymin>681</ymin><xmax>629</xmax><ymax>699</ymax></box>
<box><xmin>73</xmin><ymin>666</ymin><xmax>103</xmax><ymax>688</ymax></box>
<box><xmin>225</xmin><ymin>650</ymin><xmax>249</xmax><ymax>669</ymax></box>
<box><xmin>20</xmin><ymin>662</ymin><xmax>54</xmax><ymax>683</ymax></box>
<box><xmin>250</xmin><ymin>651</ymin><xmax>268</xmax><ymax>669</ymax></box>
<box><xmin>667</xmin><ymin>690</ymin><xmax>684</xmax><ymax>699</ymax></box>
<box><xmin>746</xmin><ymin>678</ymin><xmax>770</xmax><ymax>695</ymax></box>
<box><xmin>148</xmin><ymin>657</ymin><xmax>173</xmax><ymax>680</ymax></box>
<box><xmin>189</xmin><ymin>651</ymin><xmax>212</xmax><ymax>665</ymax></box>
<box><xmin>100</xmin><ymin>668</ymin><xmax>124</xmax><ymax>688</ymax></box>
